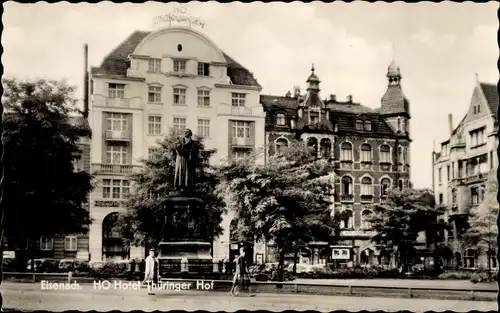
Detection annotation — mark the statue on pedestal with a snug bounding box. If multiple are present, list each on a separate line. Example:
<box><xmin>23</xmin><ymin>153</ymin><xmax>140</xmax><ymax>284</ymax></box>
<box><xmin>173</xmin><ymin>129</ymin><xmax>198</xmax><ymax>193</ymax></box>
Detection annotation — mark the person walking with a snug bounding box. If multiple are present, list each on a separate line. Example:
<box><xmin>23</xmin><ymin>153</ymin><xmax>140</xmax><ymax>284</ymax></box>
<box><xmin>144</xmin><ymin>249</ymin><xmax>159</xmax><ymax>295</ymax></box>
<box><xmin>229</xmin><ymin>253</ymin><xmax>241</xmax><ymax>296</ymax></box>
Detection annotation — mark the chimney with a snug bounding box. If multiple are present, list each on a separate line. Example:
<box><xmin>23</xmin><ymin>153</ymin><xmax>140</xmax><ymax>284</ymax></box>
<box><xmin>329</xmin><ymin>94</ymin><xmax>336</xmax><ymax>102</ymax></box>
<box><xmin>347</xmin><ymin>95</ymin><xmax>352</xmax><ymax>102</ymax></box>
<box><xmin>83</xmin><ymin>44</ymin><xmax>89</xmax><ymax>118</ymax></box>
<box><xmin>448</xmin><ymin>113</ymin><xmax>453</xmax><ymax>135</ymax></box>
<box><xmin>293</xmin><ymin>85</ymin><xmax>301</xmax><ymax>98</ymax></box>
<box><xmin>285</xmin><ymin>91</ymin><xmax>291</xmax><ymax>98</ymax></box>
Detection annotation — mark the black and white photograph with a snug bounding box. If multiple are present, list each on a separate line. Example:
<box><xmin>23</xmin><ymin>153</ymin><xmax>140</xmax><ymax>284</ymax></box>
<box><xmin>0</xmin><ymin>1</ymin><xmax>498</xmax><ymax>312</ymax></box>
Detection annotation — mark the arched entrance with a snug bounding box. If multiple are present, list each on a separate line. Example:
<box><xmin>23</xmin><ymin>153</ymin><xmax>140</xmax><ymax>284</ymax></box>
<box><xmin>438</xmin><ymin>246</ymin><xmax>454</xmax><ymax>269</ymax></box>
<box><xmin>102</xmin><ymin>212</ymin><xmax>129</xmax><ymax>261</ymax></box>
<box><xmin>360</xmin><ymin>248</ymin><xmax>377</xmax><ymax>267</ymax></box>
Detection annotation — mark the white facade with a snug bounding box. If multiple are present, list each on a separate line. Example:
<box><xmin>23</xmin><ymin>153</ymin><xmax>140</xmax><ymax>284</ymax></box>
<box><xmin>88</xmin><ymin>27</ymin><xmax>266</xmax><ymax>263</ymax></box>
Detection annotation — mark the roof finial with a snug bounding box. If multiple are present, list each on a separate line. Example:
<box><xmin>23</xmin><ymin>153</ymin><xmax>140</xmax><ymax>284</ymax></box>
<box><xmin>391</xmin><ymin>42</ymin><xmax>395</xmax><ymax>62</ymax></box>
<box><xmin>311</xmin><ymin>64</ymin><xmax>315</xmax><ymax>73</ymax></box>
<box><xmin>475</xmin><ymin>72</ymin><xmax>479</xmax><ymax>82</ymax></box>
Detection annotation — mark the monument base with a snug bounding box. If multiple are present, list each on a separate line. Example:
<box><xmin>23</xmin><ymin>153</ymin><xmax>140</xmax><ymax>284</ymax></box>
<box><xmin>157</xmin><ymin>191</ymin><xmax>214</xmax><ymax>278</ymax></box>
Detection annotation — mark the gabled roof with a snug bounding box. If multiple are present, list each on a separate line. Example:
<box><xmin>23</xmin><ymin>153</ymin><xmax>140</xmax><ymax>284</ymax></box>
<box><xmin>91</xmin><ymin>30</ymin><xmax>261</xmax><ymax>88</ymax></box>
<box><xmin>479</xmin><ymin>83</ymin><xmax>498</xmax><ymax>117</ymax></box>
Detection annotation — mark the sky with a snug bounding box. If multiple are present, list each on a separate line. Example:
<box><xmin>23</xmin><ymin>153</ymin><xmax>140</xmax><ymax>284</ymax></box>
<box><xmin>2</xmin><ymin>1</ymin><xmax>499</xmax><ymax>189</ymax></box>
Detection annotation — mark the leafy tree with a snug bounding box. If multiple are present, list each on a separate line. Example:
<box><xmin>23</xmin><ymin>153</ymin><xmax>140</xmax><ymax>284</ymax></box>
<box><xmin>218</xmin><ymin>139</ymin><xmax>338</xmax><ymax>283</ymax></box>
<box><xmin>368</xmin><ymin>188</ymin><xmax>445</xmax><ymax>273</ymax></box>
<box><xmin>115</xmin><ymin>132</ymin><xmax>226</xmax><ymax>252</ymax></box>
<box><xmin>463</xmin><ymin>170</ymin><xmax>498</xmax><ymax>271</ymax></box>
<box><xmin>1</xmin><ymin>78</ymin><xmax>93</xmax><ymax>271</ymax></box>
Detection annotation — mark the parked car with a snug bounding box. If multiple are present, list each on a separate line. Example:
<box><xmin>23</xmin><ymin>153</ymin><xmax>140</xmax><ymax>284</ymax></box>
<box><xmin>59</xmin><ymin>259</ymin><xmax>76</xmax><ymax>272</ymax></box>
<box><xmin>26</xmin><ymin>258</ymin><xmax>59</xmax><ymax>272</ymax></box>
<box><xmin>287</xmin><ymin>263</ymin><xmax>325</xmax><ymax>274</ymax></box>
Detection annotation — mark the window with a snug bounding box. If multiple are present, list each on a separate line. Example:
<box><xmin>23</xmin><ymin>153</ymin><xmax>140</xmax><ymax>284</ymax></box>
<box><xmin>397</xmin><ymin>118</ymin><xmax>401</xmax><ymax>132</ymax></box>
<box><xmin>398</xmin><ymin>146</ymin><xmax>404</xmax><ymax>164</ymax></box>
<box><xmin>398</xmin><ymin>179</ymin><xmax>404</xmax><ymax>190</ymax></box>
<box><xmin>488</xmin><ymin>251</ymin><xmax>498</xmax><ymax>269</ymax></box>
<box><xmin>276</xmin><ymin>138</ymin><xmax>289</xmax><ymax>156</ymax></box>
<box><xmin>439</xmin><ymin>193</ymin><xmax>443</xmax><ymax>205</ymax></box>
<box><xmin>40</xmin><ymin>237</ymin><xmax>53</xmax><ymax>251</ymax></box>
<box><xmin>341</xmin><ymin>142</ymin><xmax>353</xmax><ymax>161</ymax></box>
<box><xmin>340</xmin><ymin>210</ymin><xmax>353</xmax><ymax>229</ymax></box>
<box><xmin>361</xmin><ymin>177</ymin><xmax>373</xmax><ymax>195</ymax></box>
<box><xmin>232</xmin><ymin>121</ymin><xmax>250</xmax><ymax>138</ymax></box>
<box><xmin>438</xmin><ymin>168</ymin><xmax>442</xmax><ymax>183</ymax></box>
<box><xmin>173</xmin><ymin>87</ymin><xmax>186</xmax><ymax>105</ymax></box>
<box><xmin>360</xmin><ymin>143</ymin><xmax>372</xmax><ymax>163</ymax></box>
<box><xmin>102</xmin><ymin>179</ymin><xmax>130</xmax><ymax>199</ymax></box>
<box><xmin>148</xmin><ymin>58</ymin><xmax>162</xmax><ymax>72</ymax></box>
<box><xmin>361</xmin><ymin>210</ymin><xmax>372</xmax><ymax>230</ymax></box>
<box><xmin>72</xmin><ymin>156</ymin><xmax>83</xmax><ymax>172</ymax></box>
<box><xmin>148</xmin><ymin>86</ymin><xmax>162</xmax><ymax>103</ymax></box>
<box><xmin>105</xmin><ymin>113</ymin><xmax>128</xmax><ymax>131</ymax></box>
<box><xmin>108</xmin><ymin>83</ymin><xmax>125</xmax><ymax>98</ymax></box>
<box><xmin>356</xmin><ymin>120</ymin><xmax>363</xmax><ymax>130</ymax></box>
<box><xmin>404</xmin><ymin>147</ymin><xmax>408</xmax><ymax>164</ymax></box>
<box><xmin>173</xmin><ymin>59</ymin><xmax>186</xmax><ymax>73</ymax></box>
<box><xmin>380</xmin><ymin>145</ymin><xmax>391</xmax><ymax>163</ymax></box>
<box><xmin>490</xmin><ymin>151</ymin><xmax>494</xmax><ymax>169</ymax></box>
<box><xmin>470</xmin><ymin>128</ymin><xmax>485</xmax><ymax>147</ymax></box>
<box><xmin>464</xmin><ymin>249</ymin><xmax>477</xmax><ymax>269</ymax></box>
<box><xmin>341</xmin><ymin>176</ymin><xmax>353</xmax><ymax>195</ymax></box>
<box><xmin>173</xmin><ymin>117</ymin><xmax>187</xmax><ymax>134</ymax></box>
<box><xmin>364</xmin><ymin>121</ymin><xmax>372</xmax><ymax>131</ymax></box>
<box><xmin>148</xmin><ymin>148</ymin><xmax>156</xmax><ymax>160</ymax></box>
<box><xmin>197</xmin><ymin>119</ymin><xmax>210</xmax><ymax>138</ymax></box>
<box><xmin>276</xmin><ymin>113</ymin><xmax>286</xmax><ymax>126</ymax></box>
<box><xmin>310</xmin><ymin>112</ymin><xmax>319</xmax><ymax>124</ymax></box>
<box><xmin>381</xmin><ymin>178</ymin><xmax>391</xmax><ymax>197</ymax></box>
<box><xmin>197</xmin><ymin>90</ymin><xmax>210</xmax><ymax>107</ymax></box>
<box><xmin>106</xmin><ymin>144</ymin><xmax>128</xmax><ymax>164</ymax></box>
<box><xmin>231</xmin><ymin>93</ymin><xmax>246</xmax><ymax>107</ymax></box>
<box><xmin>197</xmin><ymin>62</ymin><xmax>210</xmax><ymax>76</ymax></box>
<box><xmin>471</xmin><ymin>187</ymin><xmax>479</xmax><ymax>205</ymax></box>
<box><xmin>447</xmin><ymin>165</ymin><xmax>451</xmax><ymax>181</ymax></box>
<box><xmin>451</xmin><ymin>189</ymin><xmax>457</xmax><ymax>205</ymax></box>
<box><xmin>233</xmin><ymin>148</ymin><xmax>252</xmax><ymax>159</ymax></box>
<box><xmin>148</xmin><ymin>116</ymin><xmax>162</xmax><ymax>135</ymax></box>
<box><xmin>64</xmin><ymin>236</ymin><xmax>77</xmax><ymax>251</ymax></box>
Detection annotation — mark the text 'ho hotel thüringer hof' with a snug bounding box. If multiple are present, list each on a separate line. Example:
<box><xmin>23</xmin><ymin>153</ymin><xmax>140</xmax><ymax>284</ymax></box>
<box><xmin>30</xmin><ymin>26</ymin><xmax>496</xmax><ymax>270</ymax></box>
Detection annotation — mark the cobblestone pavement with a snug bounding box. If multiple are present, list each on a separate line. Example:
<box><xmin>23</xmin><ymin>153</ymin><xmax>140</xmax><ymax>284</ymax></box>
<box><xmin>1</xmin><ymin>283</ymin><xmax>497</xmax><ymax>312</ymax></box>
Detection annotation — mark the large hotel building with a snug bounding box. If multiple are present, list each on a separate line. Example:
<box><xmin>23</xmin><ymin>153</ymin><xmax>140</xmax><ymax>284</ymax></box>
<box><xmin>82</xmin><ymin>25</ymin><xmax>413</xmax><ymax>268</ymax></box>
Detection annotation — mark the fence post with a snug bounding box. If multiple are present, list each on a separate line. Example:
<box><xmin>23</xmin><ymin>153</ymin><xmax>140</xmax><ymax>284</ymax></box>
<box><xmin>408</xmin><ymin>288</ymin><xmax>412</xmax><ymax>298</ymax></box>
<box><xmin>68</xmin><ymin>271</ymin><xmax>73</xmax><ymax>284</ymax></box>
<box><xmin>32</xmin><ymin>273</ymin><xmax>36</xmax><ymax>283</ymax></box>
<box><xmin>470</xmin><ymin>290</ymin><xmax>475</xmax><ymax>300</ymax></box>
<box><xmin>294</xmin><ymin>283</ymin><xmax>298</xmax><ymax>293</ymax></box>
<box><xmin>348</xmin><ymin>285</ymin><xmax>352</xmax><ymax>295</ymax></box>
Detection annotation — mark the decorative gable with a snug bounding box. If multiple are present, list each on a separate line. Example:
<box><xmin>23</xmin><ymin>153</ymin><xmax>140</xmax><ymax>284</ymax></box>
<box><xmin>464</xmin><ymin>84</ymin><xmax>491</xmax><ymax>124</ymax></box>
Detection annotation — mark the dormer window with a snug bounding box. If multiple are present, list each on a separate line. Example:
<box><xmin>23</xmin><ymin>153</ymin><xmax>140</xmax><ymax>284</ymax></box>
<box><xmin>148</xmin><ymin>58</ymin><xmax>162</xmax><ymax>72</ymax></box>
<box><xmin>173</xmin><ymin>59</ymin><xmax>186</xmax><ymax>73</ymax></box>
<box><xmin>197</xmin><ymin>62</ymin><xmax>210</xmax><ymax>76</ymax></box>
<box><xmin>276</xmin><ymin>113</ymin><xmax>286</xmax><ymax>126</ymax></box>
<box><xmin>231</xmin><ymin>93</ymin><xmax>246</xmax><ymax>107</ymax></box>
<box><xmin>364</xmin><ymin>121</ymin><xmax>372</xmax><ymax>131</ymax></box>
<box><xmin>356</xmin><ymin>120</ymin><xmax>363</xmax><ymax>130</ymax></box>
<box><xmin>310</xmin><ymin>112</ymin><xmax>319</xmax><ymax>124</ymax></box>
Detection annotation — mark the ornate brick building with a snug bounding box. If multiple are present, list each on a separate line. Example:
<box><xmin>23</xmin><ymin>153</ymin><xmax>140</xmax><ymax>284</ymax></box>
<box><xmin>261</xmin><ymin>61</ymin><xmax>411</xmax><ymax>267</ymax></box>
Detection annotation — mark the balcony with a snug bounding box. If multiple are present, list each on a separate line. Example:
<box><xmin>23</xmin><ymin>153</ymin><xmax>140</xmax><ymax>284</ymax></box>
<box><xmin>232</xmin><ymin>137</ymin><xmax>254</xmax><ymax>147</ymax></box>
<box><xmin>465</xmin><ymin>173</ymin><xmax>487</xmax><ymax>184</ymax></box>
<box><xmin>91</xmin><ymin>163</ymin><xmax>142</xmax><ymax>175</ymax></box>
<box><xmin>450</xmin><ymin>140</ymin><xmax>466</xmax><ymax>149</ymax></box>
<box><xmin>93</xmin><ymin>95</ymin><xmax>142</xmax><ymax>110</ymax></box>
<box><xmin>360</xmin><ymin>195</ymin><xmax>374</xmax><ymax>203</ymax></box>
<box><xmin>105</xmin><ymin>130</ymin><xmax>131</xmax><ymax>141</ymax></box>
<box><xmin>217</xmin><ymin>103</ymin><xmax>266</xmax><ymax>118</ymax></box>
<box><xmin>340</xmin><ymin>194</ymin><xmax>354</xmax><ymax>203</ymax></box>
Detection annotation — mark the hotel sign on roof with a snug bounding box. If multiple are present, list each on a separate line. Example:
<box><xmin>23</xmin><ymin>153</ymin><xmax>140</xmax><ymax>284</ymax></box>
<box><xmin>153</xmin><ymin>3</ymin><xmax>206</xmax><ymax>29</ymax></box>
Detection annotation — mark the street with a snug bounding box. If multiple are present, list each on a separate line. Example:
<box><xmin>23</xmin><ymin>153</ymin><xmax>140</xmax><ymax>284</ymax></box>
<box><xmin>1</xmin><ymin>282</ymin><xmax>497</xmax><ymax>312</ymax></box>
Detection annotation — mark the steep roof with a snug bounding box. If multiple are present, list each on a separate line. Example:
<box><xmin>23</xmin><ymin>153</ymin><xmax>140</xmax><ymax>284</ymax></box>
<box><xmin>479</xmin><ymin>82</ymin><xmax>498</xmax><ymax>117</ymax></box>
<box><xmin>380</xmin><ymin>85</ymin><xmax>410</xmax><ymax>115</ymax></box>
<box><xmin>91</xmin><ymin>30</ymin><xmax>261</xmax><ymax>88</ymax></box>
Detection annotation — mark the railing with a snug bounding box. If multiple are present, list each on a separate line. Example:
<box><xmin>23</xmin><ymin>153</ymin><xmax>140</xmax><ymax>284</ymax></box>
<box><xmin>91</xmin><ymin>164</ymin><xmax>142</xmax><ymax>175</ymax></box>
<box><xmin>232</xmin><ymin>137</ymin><xmax>254</xmax><ymax>147</ymax></box>
<box><xmin>217</xmin><ymin>103</ymin><xmax>265</xmax><ymax>117</ymax></box>
<box><xmin>105</xmin><ymin>130</ymin><xmax>130</xmax><ymax>141</ymax></box>
<box><xmin>92</xmin><ymin>95</ymin><xmax>142</xmax><ymax>109</ymax></box>
<box><xmin>340</xmin><ymin>194</ymin><xmax>354</xmax><ymax>202</ymax></box>
<box><xmin>360</xmin><ymin>195</ymin><xmax>373</xmax><ymax>203</ymax></box>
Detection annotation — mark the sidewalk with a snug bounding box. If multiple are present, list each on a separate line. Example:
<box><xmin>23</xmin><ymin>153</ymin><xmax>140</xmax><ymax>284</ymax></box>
<box><xmin>1</xmin><ymin>283</ymin><xmax>496</xmax><ymax>312</ymax></box>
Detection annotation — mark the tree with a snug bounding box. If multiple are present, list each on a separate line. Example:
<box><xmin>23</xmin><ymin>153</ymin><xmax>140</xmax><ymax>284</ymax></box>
<box><xmin>463</xmin><ymin>170</ymin><xmax>498</xmax><ymax>273</ymax></box>
<box><xmin>218</xmin><ymin>140</ymin><xmax>339</xmax><ymax>283</ymax></box>
<box><xmin>368</xmin><ymin>188</ymin><xmax>445</xmax><ymax>273</ymax></box>
<box><xmin>1</xmin><ymin>78</ymin><xmax>93</xmax><ymax>271</ymax></box>
<box><xmin>0</xmin><ymin>88</ymin><xmax>5</xmax><ymax>309</ymax></box>
<box><xmin>115</xmin><ymin>132</ymin><xmax>225</xmax><ymax>252</ymax></box>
